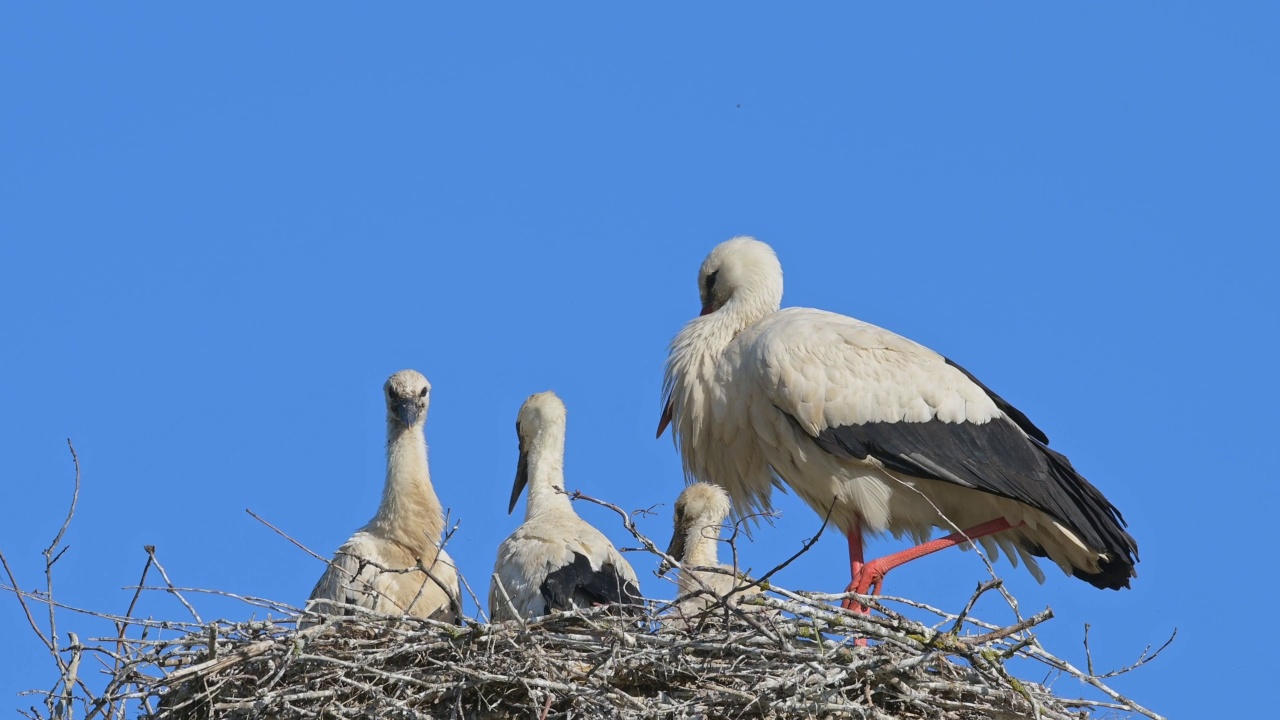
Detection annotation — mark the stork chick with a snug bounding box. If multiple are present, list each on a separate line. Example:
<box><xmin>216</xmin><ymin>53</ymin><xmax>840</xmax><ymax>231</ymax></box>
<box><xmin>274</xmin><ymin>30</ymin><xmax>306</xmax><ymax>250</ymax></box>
<box><xmin>662</xmin><ymin>483</ymin><xmax>764</xmax><ymax>615</ymax></box>
<box><xmin>489</xmin><ymin>392</ymin><xmax>642</xmax><ymax>622</ymax></box>
<box><xmin>305</xmin><ymin>370</ymin><xmax>461</xmax><ymax>623</ymax></box>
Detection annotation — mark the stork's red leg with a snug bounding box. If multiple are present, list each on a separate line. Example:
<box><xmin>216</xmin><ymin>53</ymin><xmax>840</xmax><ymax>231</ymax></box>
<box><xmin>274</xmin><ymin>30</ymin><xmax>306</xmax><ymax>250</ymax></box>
<box><xmin>841</xmin><ymin>523</ymin><xmax>878</xmax><ymax>648</ymax></box>
<box><xmin>853</xmin><ymin>517</ymin><xmax>1022</xmax><ymax>600</ymax></box>
<box><xmin>840</xmin><ymin>518</ymin><xmax>1023</xmax><ymax>650</ymax></box>
<box><xmin>841</xmin><ymin>525</ymin><xmax>865</xmax><ymax>613</ymax></box>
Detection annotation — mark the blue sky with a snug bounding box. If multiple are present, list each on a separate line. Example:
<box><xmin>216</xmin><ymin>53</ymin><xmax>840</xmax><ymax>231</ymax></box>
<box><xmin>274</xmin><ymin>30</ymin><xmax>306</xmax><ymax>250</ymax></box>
<box><xmin>2</xmin><ymin>3</ymin><xmax>1276</xmax><ymax>716</ymax></box>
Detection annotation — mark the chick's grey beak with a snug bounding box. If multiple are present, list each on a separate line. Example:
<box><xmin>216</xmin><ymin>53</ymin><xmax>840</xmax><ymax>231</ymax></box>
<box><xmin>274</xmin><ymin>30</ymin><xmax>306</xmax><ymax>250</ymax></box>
<box><xmin>659</xmin><ymin>524</ymin><xmax>685</xmax><ymax>577</ymax></box>
<box><xmin>508</xmin><ymin>450</ymin><xmax>529</xmax><ymax>515</ymax></box>
<box><xmin>392</xmin><ymin>397</ymin><xmax>420</xmax><ymax>428</ymax></box>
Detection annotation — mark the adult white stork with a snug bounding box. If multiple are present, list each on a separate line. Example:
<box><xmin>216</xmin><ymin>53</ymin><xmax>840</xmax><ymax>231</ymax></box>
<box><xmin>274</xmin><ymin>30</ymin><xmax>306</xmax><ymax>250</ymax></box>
<box><xmin>661</xmin><ymin>483</ymin><xmax>764</xmax><ymax>616</ymax></box>
<box><xmin>305</xmin><ymin>370</ymin><xmax>461</xmax><ymax>623</ymax></box>
<box><xmin>489</xmin><ymin>392</ymin><xmax>642</xmax><ymax>622</ymax></box>
<box><xmin>658</xmin><ymin>237</ymin><xmax>1138</xmax><ymax>610</ymax></box>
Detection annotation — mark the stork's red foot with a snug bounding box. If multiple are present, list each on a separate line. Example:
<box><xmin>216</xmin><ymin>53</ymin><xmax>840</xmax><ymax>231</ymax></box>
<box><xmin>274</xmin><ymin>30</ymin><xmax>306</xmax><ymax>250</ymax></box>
<box><xmin>840</xmin><ymin>565</ymin><xmax>889</xmax><ymax>647</ymax></box>
<box><xmin>839</xmin><ymin>560</ymin><xmax>889</xmax><ymax>615</ymax></box>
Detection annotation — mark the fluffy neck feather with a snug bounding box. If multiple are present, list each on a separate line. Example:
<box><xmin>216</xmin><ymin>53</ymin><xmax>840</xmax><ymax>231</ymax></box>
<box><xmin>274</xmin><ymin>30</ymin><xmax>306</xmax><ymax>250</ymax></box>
<box><xmin>682</xmin><ymin>518</ymin><xmax>723</xmax><ymax>568</ymax></box>
<box><xmin>366</xmin><ymin>419</ymin><xmax>445</xmax><ymax>556</ymax></box>
<box><xmin>664</xmin><ymin>274</ymin><xmax>781</xmax><ymax>471</ymax></box>
<box><xmin>721</xmin><ymin>261</ymin><xmax>784</xmax><ymax>329</ymax></box>
<box><xmin>666</xmin><ymin>267</ymin><xmax>782</xmax><ymax>399</ymax></box>
<box><xmin>524</xmin><ymin>421</ymin><xmax>573</xmax><ymax>519</ymax></box>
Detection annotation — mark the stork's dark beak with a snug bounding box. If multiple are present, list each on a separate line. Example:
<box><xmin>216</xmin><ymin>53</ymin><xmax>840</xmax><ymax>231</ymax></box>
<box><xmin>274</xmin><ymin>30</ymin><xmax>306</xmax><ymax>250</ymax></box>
<box><xmin>659</xmin><ymin>523</ymin><xmax>685</xmax><ymax>577</ymax></box>
<box><xmin>656</xmin><ymin>401</ymin><xmax>673</xmax><ymax>439</ymax></box>
<box><xmin>392</xmin><ymin>397</ymin><xmax>420</xmax><ymax>428</ymax></box>
<box><xmin>700</xmin><ymin>304</ymin><xmax>714</xmax><ymax>316</ymax></box>
<box><xmin>508</xmin><ymin>449</ymin><xmax>529</xmax><ymax>515</ymax></box>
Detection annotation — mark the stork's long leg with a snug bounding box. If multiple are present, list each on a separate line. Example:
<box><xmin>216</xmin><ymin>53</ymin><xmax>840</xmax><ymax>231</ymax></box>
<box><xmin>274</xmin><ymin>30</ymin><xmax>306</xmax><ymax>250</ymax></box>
<box><xmin>840</xmin><ymin>522</ymin><xmax>865</xmax><ymax>613</ymax></box>
<box><xmin>840</xmin><ymin>523</ymin><xmax>878</xmax><ymax>647</ymax></box>
<box><xmin>853</xmin><ymin>518</ymin><xmax>1021</xmax><ymax>603</ymax></box>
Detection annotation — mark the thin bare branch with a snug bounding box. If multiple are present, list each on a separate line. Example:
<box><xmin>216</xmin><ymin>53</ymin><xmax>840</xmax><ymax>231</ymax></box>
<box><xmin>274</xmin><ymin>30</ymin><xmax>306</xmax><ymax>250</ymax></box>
<box><xmin>43</xmin><ymin>439</ymin><xmax>83</xmax><ymax>679</ymax></box>
<box><xmin>113</xmin><ymin>549</ymin><xmax>154</xmax><ymax>675</ymax></box>
<box><xmin>145</xmin><ymin>547</ymin><xmax>202</xmax><ymax>624</ymax></box>
<box><xmin>1096</xmin><ymin>627</ymin><xmax>1178</xmax><ymax>679</ymax></box>
<box><xmin>0</xmin><ymin>550</ymin><xmax>52</xmax><ymax>651</ymax></box>
<box><xmin>245</xmin><ymin>508</ymin><xmax>331</xmax><ymax>564</ymax></box>
<box><xmin>46</xmin><ymin>440</ymin><xmax>82</xmax><ymax>559</ymax></box>
<box><xmin>729</xmin><ymin>497</ymin><xmax>833</xmax><ymax>599</ymax></box>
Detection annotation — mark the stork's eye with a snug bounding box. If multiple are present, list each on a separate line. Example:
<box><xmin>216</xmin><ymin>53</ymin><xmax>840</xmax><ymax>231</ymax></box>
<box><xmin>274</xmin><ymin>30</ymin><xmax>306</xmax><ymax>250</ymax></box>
<box><xmin>419</xmin><ymin>387</ymin><xmax>428</xmax><ymax>398</ymax></box>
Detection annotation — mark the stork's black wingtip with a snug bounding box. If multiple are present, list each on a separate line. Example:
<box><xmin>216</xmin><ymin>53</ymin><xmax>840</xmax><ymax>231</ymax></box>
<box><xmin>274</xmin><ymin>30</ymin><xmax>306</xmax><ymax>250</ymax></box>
<box><xmin>1072</xmin><ymin>555</ymin><xmax>1137</xmax><ymax>591</ymax></box>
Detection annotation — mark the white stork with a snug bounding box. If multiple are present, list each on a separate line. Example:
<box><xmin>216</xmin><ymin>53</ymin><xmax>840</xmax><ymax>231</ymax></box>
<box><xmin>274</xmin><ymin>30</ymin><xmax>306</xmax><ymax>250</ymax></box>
<box><xmin>306</xmin><ymin>370</ymin><xmax>461</xmax><ymax>623</ymax></box>
<box><xmin>658</xmin><ymin>237</ymin><xmax>1138</xmax><ymax>610</ymax></box>
<box><xmin>661</xmin><ymin>483</ymin><xmax>764</xmax><ymax>615</ymax></box>
<box><xmin>489</xmin><ymin>392</ymin><xmax>642</xmax><ymax>622</ymax></box>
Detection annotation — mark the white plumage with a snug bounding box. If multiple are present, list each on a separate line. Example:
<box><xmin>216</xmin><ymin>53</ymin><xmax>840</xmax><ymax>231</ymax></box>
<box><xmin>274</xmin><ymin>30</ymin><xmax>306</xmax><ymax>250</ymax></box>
<box><xmin>306</xmin><ymin>370</ymin><xmax>461</xmax><ymax>623</ymax></box>
<box><xmin>489</xmin><ymin>392</ymin><xmax>642</xmax><ymax>622</ymax></box>
<box><xmin>659</xmin><ymin>237</ymin><xmax>1137</xmax><ymax>600</ymax></box>
<box><xmin>662</xmin><ymin>483</ymin><xmax>763</xmax><ymax>615</ymax></box>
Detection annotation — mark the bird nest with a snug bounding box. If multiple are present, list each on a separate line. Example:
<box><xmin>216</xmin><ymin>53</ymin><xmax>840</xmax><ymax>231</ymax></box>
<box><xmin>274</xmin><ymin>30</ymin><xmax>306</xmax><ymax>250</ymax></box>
<box><xmin>22</xmin><ymin>581</ymin><xmax>1166</xmax><ymax>720</ymax></box>
<box><xmin>4</xmin><ymin>444</ymin><xmax>1167</xmax><ymax>720</ymax></box>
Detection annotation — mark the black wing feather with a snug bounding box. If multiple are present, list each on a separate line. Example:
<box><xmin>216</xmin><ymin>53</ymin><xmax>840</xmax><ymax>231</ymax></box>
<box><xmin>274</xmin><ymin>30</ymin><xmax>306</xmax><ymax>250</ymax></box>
<box><xmin>540</xmin><ymin>553</ymin><xmax>642</xmax><ymax>614</ymax></box>
<box><xmin>944</xmin><ymin>356</ymin><xmax>1049</xmax><ymax>445</ymax></box>
<box><xmin>813</xmin><ymin>416</ymin><xmax>1137</xmax><ymax>589</ymax></box>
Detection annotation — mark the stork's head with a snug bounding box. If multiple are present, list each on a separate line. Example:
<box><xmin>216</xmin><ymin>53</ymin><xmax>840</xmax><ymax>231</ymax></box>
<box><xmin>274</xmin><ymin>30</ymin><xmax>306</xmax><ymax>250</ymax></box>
<box><xmin>509</xmin><ymin>391</ymin><xmax>568</xmax><ymax>514</ymax></box>
<box><xmin>660</xmin><ymin>483</ymin><xmax>732</xmax><ymax>575</ymax></box>
<box><xmin>697</xmin><ymin>236</ymin><xmax>784</xmax><ymax>316</ymax></box>
<box><xmin>384</xmin><ymin>370</ymin><xmax>431</xmax><ymax>429</ymax></box>
<box><xmin>656</xmin><ymin>236</ymin><xmax>785</xmax><ymax>440</ymax></box>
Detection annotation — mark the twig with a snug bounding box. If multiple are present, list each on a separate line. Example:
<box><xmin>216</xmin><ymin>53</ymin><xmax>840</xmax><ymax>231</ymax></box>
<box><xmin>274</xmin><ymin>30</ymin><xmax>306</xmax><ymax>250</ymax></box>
<box><xmin>145</xmin><ymin>547</ymin><xmax>202</xmax><ymax>624</ymax></box>
<box><xmin>569</xmin><ymin>490</ymin><xmax>681</xmax><ymax>571</ymax></box>
<box><xmin>122</xmin><ymin>586</ymin><xmax>301</xmax><ymax>614</ymax></box>
<box><xmin>457</xmin><ymin>571</ymin><xmax>489</xmax><ymax>625</ymax></box>
<box><xmin>245</xmin><ymin>508</ymin><xmax>331</xmax><ymax>565</ymax></box>
<box><xmin>43</xmin><ymin>439</ymin><xmax>83</xmax><ymax>679</ymax></box>
<box><xmin>1096</xmin><ymin>627</ymin><xmax>1177</xmax><ymax>679</ymax></box>
<box><xmin>491</xmin><ymin>574</ymin><xmax>527</xmax><ymax>629</ymax></box>
<box><xmin>948</xmin><ymin>579</ymin><xmax>1003</xmax><ymax>635</ymax></box>
<box><xmin>0</xmin><ymin>549</ymin><xmax>52</xmax><ymax>651</ymax></box>
<box><xmin>1084</xmin><ymin>622</ymin><xmax>1095</xmax><ymax>676</ymax></box>
<box><xmin>729</xmin><ymin>498</ymin><xmax>833</xmax><ymax>599</ymax></box>
<box><xmin>248</xmin><ymin>506</ymin><xmax>437</xmax><ymax>623</ymax></box>
<box><xmin>113</xmin><ymin>549</ymin><xmax>154</xmax><ymax>673</ymax></box>
<box><xmin>46</xmin><ymin>440</ymin><xmax>82</xmax><ymax>560</ymax></box>
<box><xmin>965</xmin><ymin>608</ymin><xmax>1053</xmax><ymax>646</ymax></box>
<box><xmin>403</xmin><ymin>513</ymin><xmax>464</xmax><ymax>620</ymax></box>
<box><xmin>1022</xmin><ymin>644</ymin><xmax>1167</xmax><ymax>720</ymax></box>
